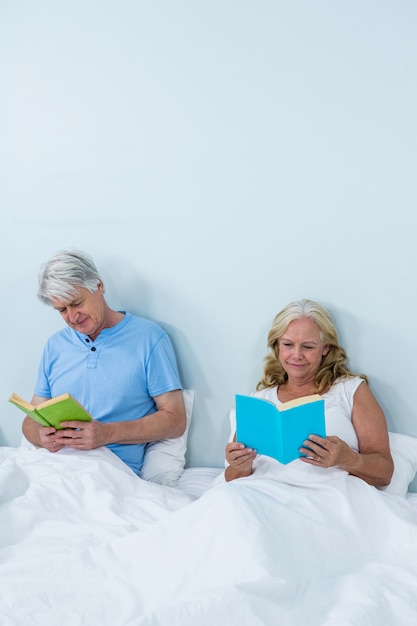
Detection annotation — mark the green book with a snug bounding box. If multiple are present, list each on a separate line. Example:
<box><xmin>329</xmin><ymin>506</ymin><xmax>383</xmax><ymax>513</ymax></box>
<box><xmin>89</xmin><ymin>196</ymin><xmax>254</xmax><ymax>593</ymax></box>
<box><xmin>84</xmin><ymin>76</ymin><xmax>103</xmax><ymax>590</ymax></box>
<box><xmin>8</xmin><ymin>392</ymin><xmax>92</xmax><ymax>429</ymax></box>
<box><xmin>235</xmin><ymin>393</ymin><xmax>326</xmax><ymax>464</ymax></box>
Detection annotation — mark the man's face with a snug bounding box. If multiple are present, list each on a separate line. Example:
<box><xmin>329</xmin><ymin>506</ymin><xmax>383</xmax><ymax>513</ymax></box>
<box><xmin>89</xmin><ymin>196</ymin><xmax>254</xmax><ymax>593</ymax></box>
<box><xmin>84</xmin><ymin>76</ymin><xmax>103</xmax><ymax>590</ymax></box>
<box><xmin>50</xmin><ymin>283</ymin><xmax>106</xmax><ymax>340</ymax></box>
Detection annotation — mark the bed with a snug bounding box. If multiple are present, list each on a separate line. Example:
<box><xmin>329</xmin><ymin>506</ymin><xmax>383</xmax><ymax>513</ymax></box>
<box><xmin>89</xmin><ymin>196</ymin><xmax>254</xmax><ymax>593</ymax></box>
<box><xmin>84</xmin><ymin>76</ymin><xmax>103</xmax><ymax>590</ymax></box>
<box><xmin>1</xmin><ymin>391</ymin><xmax>417</xmax><ymax>626</ymax></box>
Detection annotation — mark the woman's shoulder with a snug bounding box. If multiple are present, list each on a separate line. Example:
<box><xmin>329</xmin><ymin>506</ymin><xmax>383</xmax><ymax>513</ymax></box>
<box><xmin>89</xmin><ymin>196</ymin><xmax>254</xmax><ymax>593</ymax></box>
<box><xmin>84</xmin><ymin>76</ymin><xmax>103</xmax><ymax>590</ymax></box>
<box><xmin>327</xmin><ymin>376</ymin><xmax>364</xmax><ymax>398</ymax></box>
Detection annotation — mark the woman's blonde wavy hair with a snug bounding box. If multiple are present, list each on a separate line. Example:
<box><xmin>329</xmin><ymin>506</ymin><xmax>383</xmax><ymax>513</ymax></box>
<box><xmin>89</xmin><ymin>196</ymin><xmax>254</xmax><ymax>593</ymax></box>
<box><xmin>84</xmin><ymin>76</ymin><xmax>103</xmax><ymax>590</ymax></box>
<box><xmin>257</xmin><ymin>299</ymin><xmax>367</xmax><ymax>394</ymax></box>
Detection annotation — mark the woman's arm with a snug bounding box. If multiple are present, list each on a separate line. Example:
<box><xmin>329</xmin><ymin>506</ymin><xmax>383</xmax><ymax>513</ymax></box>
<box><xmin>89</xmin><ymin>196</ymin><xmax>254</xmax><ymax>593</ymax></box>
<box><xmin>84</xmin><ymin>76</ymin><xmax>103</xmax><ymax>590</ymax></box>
<box><xmin>301</xmin><ymin>382</ymin><xmax>394</xmax><ymax>487</ymax></box>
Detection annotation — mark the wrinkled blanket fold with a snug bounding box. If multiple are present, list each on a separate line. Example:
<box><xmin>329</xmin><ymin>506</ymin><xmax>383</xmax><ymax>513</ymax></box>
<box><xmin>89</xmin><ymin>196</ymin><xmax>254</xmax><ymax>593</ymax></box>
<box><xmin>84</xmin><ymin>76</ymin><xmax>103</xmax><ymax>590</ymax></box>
<box><xmin>1</xmin><ymin>446</ymin><xmax>417</xmax><ymax>626</ymax></box>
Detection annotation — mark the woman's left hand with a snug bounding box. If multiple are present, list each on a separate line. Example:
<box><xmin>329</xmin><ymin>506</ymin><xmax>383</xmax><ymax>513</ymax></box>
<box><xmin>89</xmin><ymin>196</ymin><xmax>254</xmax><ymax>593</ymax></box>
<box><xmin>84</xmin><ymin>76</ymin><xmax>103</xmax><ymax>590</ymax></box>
<box><xmin>299</xmin><ymin>434</ymin><xmax>356</xmax><ymax>468</ymax></box>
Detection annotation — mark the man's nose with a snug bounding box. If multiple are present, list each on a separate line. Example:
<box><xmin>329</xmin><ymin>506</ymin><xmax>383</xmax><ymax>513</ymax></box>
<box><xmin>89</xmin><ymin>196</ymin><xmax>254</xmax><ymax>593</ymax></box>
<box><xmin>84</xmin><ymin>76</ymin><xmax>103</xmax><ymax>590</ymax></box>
<box><xmin>67</xmin><ymin>309</ymin><xmax>78</xmax><ymax>323</ymax></box>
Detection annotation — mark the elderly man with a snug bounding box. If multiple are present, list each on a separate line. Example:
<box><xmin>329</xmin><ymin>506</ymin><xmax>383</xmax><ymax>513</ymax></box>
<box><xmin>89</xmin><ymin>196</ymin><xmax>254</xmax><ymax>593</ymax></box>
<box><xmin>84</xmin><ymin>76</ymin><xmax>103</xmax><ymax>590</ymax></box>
<box><xmin>22</xmin><ymin>249</ymin><xmax>186</xmax><ymax>475</ymax></box>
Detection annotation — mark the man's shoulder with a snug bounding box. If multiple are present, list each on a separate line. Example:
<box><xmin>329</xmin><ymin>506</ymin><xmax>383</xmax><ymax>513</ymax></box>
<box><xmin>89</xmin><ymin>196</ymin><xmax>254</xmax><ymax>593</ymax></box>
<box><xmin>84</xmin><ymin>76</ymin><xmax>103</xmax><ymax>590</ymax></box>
<box><xmin>45</xmin><ymin>325</ymin><xmax>75</xmax><ymax>344</ymax></box>
<box><xmin>125</xmin><ymin>313</ymin><xmax>166</xmax><ymax>334</ymax></box>
<box><xmin>122</xmin><ymin>313</ymin><xmax>170</xmax><ymax>345</ymax></box>
<box><xmin>41</xmin><ymin>326</ymin><xmax>78</xmax><ymax>358</ymax></box>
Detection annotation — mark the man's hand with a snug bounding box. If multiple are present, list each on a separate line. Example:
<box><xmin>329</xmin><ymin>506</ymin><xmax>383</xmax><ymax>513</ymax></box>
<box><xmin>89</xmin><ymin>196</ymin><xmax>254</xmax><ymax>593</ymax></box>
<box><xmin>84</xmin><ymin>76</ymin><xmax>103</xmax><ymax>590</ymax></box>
<box><xmin>55</xmin><ymin>420</ymin><xmax>111</xmax><ymax>450</ymax></box>
<box><xmin>37</xmin><ymin>426</ymin><xmax>64</xmax><ymax>453</ymax></box>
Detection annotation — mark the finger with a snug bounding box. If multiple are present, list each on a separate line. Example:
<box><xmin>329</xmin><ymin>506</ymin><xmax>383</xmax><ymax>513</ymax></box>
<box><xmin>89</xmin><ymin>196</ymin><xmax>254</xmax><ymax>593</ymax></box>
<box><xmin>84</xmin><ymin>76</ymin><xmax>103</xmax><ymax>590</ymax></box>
<box><xmin>231</xmin><ymin>442</ymin><xmax>245</xmax><ymax>450</ymax></box>
<box><xmin>303</xmin><ymin>437</ymin><xmax>329</xmax><ymax>453</ymax></box>
<box><xmin>230</xmin><ymin>449</ymin><xmax>256</xmax><ymax>465</ymax></box>
<box><xmin>226</xmin><ymin>442</ymin><xmax>244</xmax><ymax>456</ymax></box>
<box><xmin>301</xmin><ymin>453</ymin><xmax>322</xmax><ymax>464</ymax></box>
<box><xmin>41</xmin><ymin>427</ymin><xmax>57</xmax><ymax>439</ymax></box>
<box><xmin>300</xmin><ymin>443</ymin><xmax>319</xmax><ymax>457</ymax></box>
<box><xmin>61</xmin><ymin>424</ymin><xmax>86</xmax><ymax>435</ymax></box>
<box><xmin>307</xmin><ymin>434</ymin><xmax>328</xmax><ymax>447</ymax></box>
<box><xmin>60</xmin><ymin>420</ymin><xmax>86</xmax><ymax>429</ymax></box>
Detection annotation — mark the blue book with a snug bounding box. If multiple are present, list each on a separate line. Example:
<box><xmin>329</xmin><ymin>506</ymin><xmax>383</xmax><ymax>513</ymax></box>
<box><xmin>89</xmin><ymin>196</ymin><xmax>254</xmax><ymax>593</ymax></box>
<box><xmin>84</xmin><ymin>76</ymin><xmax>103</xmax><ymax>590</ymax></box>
<box><xmin>235</xmin><ymin>394</ymin><xmax>326</xmax><ymax>464</ymax></box>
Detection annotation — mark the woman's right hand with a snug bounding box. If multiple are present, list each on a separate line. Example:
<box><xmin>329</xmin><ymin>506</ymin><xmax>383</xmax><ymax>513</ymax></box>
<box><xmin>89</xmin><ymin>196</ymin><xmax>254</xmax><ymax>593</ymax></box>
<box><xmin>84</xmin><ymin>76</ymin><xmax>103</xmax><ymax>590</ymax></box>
<box><xmin>225</xmin><ymin>440</ymin><xmax>257</xmax><ymax>481</ymax></box>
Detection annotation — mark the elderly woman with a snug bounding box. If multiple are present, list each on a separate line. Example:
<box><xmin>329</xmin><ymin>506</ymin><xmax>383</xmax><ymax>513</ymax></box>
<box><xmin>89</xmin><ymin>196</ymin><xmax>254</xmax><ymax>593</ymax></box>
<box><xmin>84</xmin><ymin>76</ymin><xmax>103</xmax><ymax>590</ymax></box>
<box><xmin>226</xmin><ymin>299</ymin><xmax>394</xmax><ymax>487</ymax></box>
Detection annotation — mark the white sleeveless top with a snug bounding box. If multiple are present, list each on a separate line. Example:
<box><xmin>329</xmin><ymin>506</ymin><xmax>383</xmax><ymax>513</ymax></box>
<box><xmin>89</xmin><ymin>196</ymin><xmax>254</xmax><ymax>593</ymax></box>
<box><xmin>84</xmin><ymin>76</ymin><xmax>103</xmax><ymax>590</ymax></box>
<box><xmin>253</xmin><ymin>376</ymin><xmax>363</xmax><ymax>452</ymax></box>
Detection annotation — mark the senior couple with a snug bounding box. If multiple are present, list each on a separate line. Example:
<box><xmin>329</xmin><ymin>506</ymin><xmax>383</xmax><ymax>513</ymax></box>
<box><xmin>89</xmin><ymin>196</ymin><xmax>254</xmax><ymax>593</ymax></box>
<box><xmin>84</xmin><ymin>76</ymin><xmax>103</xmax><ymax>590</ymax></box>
<box><xmin>22</xmin><ymin>249</ymin><xmax>393</xmax><ymax>488</ymax></box>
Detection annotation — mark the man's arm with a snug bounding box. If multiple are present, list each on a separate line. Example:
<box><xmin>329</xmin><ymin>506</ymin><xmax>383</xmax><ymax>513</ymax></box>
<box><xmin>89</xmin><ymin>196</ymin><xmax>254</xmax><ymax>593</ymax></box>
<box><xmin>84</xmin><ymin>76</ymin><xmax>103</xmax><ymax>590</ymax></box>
<box><xmin>55</xmin><ymin>389</ymin><xmax>187</xmax><ymax>450</ymax></box>
<box><xmin>106</xmin><ymin>389</ymin><xmax>187</xmax><ymax>444</ymax></box>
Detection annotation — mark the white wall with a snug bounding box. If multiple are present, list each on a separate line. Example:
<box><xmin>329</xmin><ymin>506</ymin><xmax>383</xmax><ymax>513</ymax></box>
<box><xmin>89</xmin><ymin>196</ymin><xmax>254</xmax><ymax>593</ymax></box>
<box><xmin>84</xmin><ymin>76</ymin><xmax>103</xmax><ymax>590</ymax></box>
<box><xmin>1</xmin><ymin>1</ymin><xmax>417</xmax><ymax>487</ymax></box>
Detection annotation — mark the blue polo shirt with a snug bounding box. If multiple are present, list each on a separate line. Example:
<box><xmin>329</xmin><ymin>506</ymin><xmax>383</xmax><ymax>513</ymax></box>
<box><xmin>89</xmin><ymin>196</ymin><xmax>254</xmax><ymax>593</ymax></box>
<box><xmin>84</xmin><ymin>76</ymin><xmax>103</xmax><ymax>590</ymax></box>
<box><xmin>34</xmin><ymin>312</ymin><xmax>182</xmax><ymax>474</ymax></box>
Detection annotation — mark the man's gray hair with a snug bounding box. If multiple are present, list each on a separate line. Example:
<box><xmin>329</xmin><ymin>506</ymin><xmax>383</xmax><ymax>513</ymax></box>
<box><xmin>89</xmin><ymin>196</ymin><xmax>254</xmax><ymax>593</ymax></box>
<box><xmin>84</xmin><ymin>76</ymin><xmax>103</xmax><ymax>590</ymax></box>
<box><xmin>38</xmin><ymin>249</ymin><xmax>103</xmax><ymax>305</ymax></box>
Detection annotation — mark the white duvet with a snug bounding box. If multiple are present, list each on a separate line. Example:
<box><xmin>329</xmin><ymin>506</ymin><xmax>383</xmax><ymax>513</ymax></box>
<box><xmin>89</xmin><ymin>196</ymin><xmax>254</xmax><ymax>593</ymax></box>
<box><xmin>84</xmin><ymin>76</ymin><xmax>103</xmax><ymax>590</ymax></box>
<box><xmin>1</xmin><ymin>445</ymin><xmax>417</xmax><ymax>626</ymax></box>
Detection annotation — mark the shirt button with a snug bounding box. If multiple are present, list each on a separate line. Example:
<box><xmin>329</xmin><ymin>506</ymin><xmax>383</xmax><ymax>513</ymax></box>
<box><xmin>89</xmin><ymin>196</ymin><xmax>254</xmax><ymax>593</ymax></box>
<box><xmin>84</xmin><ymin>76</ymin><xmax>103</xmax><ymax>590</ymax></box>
<box><xmin>91</xmin><ymin>347</ymin><xmax>96</xmax><ymax>352</ymax></box>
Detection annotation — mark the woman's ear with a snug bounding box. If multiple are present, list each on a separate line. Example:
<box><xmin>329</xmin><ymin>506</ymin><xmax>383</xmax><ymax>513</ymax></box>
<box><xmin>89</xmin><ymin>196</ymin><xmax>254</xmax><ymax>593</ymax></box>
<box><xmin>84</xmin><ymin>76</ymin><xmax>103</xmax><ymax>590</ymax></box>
<box><xmin>322</xmin><ymin>344</ymin><xmax>330</xmax><ymax>356</ymax></box>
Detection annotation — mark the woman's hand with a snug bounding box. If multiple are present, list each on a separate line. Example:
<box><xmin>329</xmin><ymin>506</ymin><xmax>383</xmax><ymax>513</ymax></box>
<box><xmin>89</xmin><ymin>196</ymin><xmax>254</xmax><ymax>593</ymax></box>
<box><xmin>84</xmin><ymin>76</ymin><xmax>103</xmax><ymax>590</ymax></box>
<box><xmin>300</xmin><ymin>382</ymin><xmax>394</xmax><ymax>487</ymax></box>
<box><xmin>225</xmin><ymin>440</ymin><xmax>257</xmax><ymax>482</ymax></box>
<box><xmin>299</xmin><ymin>434</ymin><xmax>356</xmax><ymax>468</ymax></box>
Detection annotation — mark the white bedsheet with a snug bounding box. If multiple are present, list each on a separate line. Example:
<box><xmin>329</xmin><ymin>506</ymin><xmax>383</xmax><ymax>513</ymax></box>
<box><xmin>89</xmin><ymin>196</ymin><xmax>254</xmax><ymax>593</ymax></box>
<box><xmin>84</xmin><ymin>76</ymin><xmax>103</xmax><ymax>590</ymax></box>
<box><xmin>1</xmin><ymin>445</ymin><xmax>417</xmax><ymax>626</ymax></box>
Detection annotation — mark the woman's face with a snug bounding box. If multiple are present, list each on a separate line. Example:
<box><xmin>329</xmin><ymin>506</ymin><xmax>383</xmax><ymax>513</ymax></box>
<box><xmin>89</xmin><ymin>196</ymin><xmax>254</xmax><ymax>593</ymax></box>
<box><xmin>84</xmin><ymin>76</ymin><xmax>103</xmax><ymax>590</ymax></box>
<box><xmin>278</xmin><ymin>317</ymin><xmax>329</xmax><ymax>385</ymax></box>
